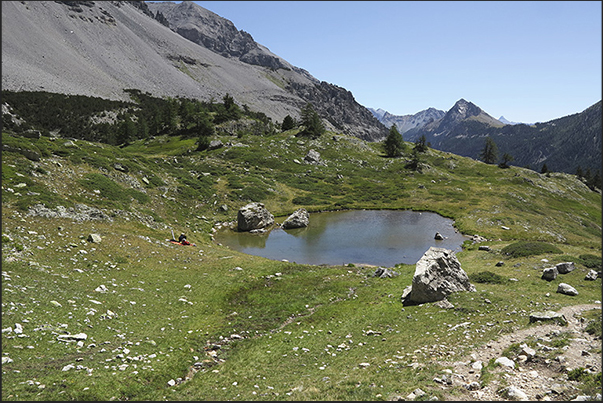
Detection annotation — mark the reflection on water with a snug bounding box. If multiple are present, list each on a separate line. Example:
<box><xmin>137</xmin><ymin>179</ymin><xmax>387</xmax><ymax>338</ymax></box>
<box><xmin>215</xmin><ymin>210</ymin><xmax>469</xmax><ymax>267</ymax></box>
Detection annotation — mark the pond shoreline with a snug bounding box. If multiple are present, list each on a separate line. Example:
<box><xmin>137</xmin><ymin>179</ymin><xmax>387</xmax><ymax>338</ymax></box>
<box><xmin>215</xmin><ymin>209</ymin><xmax>470</xmax><ymax>267</ymax></box>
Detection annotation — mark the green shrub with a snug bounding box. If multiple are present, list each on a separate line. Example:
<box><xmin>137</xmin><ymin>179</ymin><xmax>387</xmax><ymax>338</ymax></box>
<box><xmin>127</xmin><ymin>189</ymin><xmax>150</xmax><ymax>204</ymax></box>
<box><xmin>292</xmin><ymin>195</ymin><xmax>325</xmax><ymax>205</ymax></box>
<box><xmin>79</xmin><ymin>173</ymin><xmax>128</xmax><ymax>203</ymax></box>
<box><xmin>568</xmin><ymin>367</ymin><xmax>589</xmax><ymax>382</ymax></box>
<box><xmin>585</xmin><ymin>314</ymin><xmax>602</xmax><ymax>338</ymax></box>
<box><xmin>579</xmin><ymin>254</ymin><xmax>602</xmax><ymax>270</ymax></box>
<box><xmin>500</xmin><ymin>241</ymin><xmax>563</xmax><ymax>258</ymax></box>
<box><xmin>469</xmin><ymin>271</ymin><xmax>507</xmax><ymax>284</ymax></box>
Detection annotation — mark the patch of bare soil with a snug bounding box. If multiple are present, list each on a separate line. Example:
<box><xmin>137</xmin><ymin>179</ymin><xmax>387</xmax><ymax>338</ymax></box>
<box><xmin>438</xmin><ymin>304</ymin><xmax>602</xmax><ymax>401</ymax></box>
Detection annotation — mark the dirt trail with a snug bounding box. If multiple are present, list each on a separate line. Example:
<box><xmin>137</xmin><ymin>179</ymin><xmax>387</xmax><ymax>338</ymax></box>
<box><xmin>439</xmin><ymin>303</ymin><xmax>602</xmax><ymax>401</ymax></box>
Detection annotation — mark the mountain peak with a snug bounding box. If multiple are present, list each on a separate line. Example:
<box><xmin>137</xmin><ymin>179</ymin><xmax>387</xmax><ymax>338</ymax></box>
<box><xmin>449</xmin><ymin>99</ymin><xmax>482</xmax><ymax>119</ymax></box>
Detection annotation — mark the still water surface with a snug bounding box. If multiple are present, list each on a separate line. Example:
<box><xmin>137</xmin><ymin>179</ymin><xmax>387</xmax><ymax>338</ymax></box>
<box><xmin>215</xmin><ymin>210</ymin><xmax>469</xmax><ymax>267</ymax></box>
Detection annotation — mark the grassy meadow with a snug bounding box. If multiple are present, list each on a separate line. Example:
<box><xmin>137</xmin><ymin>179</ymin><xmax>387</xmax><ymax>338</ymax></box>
<box><xmin>2</xmin><ymin>127</ymin><xmax>601</xmax><ymax>401</ymax></box>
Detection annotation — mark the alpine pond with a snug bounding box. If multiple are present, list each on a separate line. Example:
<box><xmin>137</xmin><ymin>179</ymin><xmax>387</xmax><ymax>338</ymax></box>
<box><xmin>215</xmin><ymin>209</ymin><xmax>469</xmax><ymax>267</ymax></box>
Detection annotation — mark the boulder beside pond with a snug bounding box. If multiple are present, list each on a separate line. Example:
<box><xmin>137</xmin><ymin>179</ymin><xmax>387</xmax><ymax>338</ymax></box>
<box><xmin>282</xmin><ymin>208</ymin><xmax>309</xmax><ymax>229</ymax></box>
<box><xmin>237</xmin><ymin>202</ymin><xmax>274</xmax><ymax>232</ymax></box>
<box><xmin>402</xmin><ymin>247</ymin><xmax>476</xmax><ymax>305</ymax></box>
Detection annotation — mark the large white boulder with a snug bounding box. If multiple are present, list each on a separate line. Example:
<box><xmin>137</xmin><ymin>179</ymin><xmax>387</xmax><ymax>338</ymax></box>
<box><xmin>237</xmin><ymin>202</ymin><xmax>274</xmax><ymax>232</ymax></box>
<box><xmin>403</xmin><ymin>247</ymin><xmax>476</xmax><ymax>304</ymax></box>
<box><xmin>282</xmin><ymin>208</ymin><xmax>309</xmax><ymax>229</ymax></box>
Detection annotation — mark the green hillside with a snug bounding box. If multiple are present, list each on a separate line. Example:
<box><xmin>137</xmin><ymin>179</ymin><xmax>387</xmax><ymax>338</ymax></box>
<box><xmin>2</xmin><ymin>93</ymin><xmax>601</xmax><ymax>401</ymax></box>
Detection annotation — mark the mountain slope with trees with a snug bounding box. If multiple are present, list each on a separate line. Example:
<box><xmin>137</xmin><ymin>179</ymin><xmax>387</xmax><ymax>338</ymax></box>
<box><xmin>1</xmin><ymin>1</ymin><xmax>387</xmax><ymax>141</ymax></box>
<box><xmin>402</xmin><ymin>99</ymin><xmax>602</xmax><ymax>176</ymax></box>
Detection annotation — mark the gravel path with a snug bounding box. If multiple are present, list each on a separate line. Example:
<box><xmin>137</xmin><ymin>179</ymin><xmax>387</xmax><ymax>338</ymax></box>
<box><xmin>438</xmin><ymin>303</ymin><xmax>602</xmax><ymax>401</ymax></box>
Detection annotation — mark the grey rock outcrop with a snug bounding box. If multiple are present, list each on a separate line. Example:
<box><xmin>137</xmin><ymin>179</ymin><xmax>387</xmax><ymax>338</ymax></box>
<box><xmin>555</xmin><ymin>262</ymin><xmax>575</xmax><ymax>274</ymax></box>
<box><xmin>303</xmin><ymin>149</ymin><xmax>324</xmax><ymax>165</ymax></box>
<box><xmin>237</xmin><ymin>202</ymin><xmax>274</xmax><ymax>232</ymax></box>
<box><xmin>402</xmin><ymin>247</ymin><xmax>476</xmax><ymax>304</ymax></box>
<box><xmin>282</xmin><ymin>208</ymin><xmax>309</xmax><ymax>229</ymax></box>
<box><xmin>556</xmin><ymin>282</ymin><xmax>579</xmax><ymax>296</ymax></box>
<box><xmin>529</xmin><ymin>311</ymin><xmax>568</xmax><ymax>326</ymax></box>
<box><xmin>541</xmin><ymin>267</ymin><xmax>558</xmax><ymax>281</ymax></box>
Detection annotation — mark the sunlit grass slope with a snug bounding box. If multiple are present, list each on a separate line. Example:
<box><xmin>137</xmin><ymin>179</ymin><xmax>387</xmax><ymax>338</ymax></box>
<box><xmin>2</xmin><ymin>129</ymin><xmax>601</xmax><ymax>401</ymax></box>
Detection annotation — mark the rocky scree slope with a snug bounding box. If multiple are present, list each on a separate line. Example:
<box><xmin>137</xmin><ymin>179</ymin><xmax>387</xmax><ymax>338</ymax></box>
<box><xmin>1</xmin><ymin>0</ymin><xmax>387</xmax><ymax>141</ymax></box>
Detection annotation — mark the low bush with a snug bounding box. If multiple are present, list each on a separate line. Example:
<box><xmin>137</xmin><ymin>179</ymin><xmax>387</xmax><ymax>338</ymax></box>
<box><xmin>469</xmin><ymin>271</ymin><xmax>507</xmax><ymax>284</ymax></box>
<box><xmin>500</xmin><ymin>241</ymin><xmax>563</xmax><ymax>258</ymax></box>
<box><xmin>584</xmin><ymin>312</ymin><xmax>602</xmax><ymax>339</ymax></box>
<box><xmin>579</xmin><ymin>254</ymin><xmax>602</xmax><ymax>270</ymax></box>
<box><xmin>79</xmin><ymin>173</ymin><xmax>128</xmax><ymax>203</ymax></box>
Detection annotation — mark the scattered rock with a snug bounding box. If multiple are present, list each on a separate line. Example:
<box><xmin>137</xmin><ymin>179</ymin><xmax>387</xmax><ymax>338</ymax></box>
<box><xmin>470</xmin><ymin>234</ymin><xmax>488</xmax><ymax>243</ymax></box>
<box><xmin>435</xmin><ymin>298</ymin><xmax>455</xmax><ymax>309</ymax></box>
<box><xmin>95</xmin><ymin>284</ymin><xmax>109</xmax><ymax>293</ymax></box>
<box><xmin>529</xmin><ymin>310</ymin><xmax>568</xmax><ymax>326</ymax></box>
<box><xmin>499</xmin><ymin>385</ymin><xmax>528</xmax><ymax>400</ymax></box>
<box><xmin>207</xmin><ymin>140</ymin><xmax>224</xmax><ymax>150</ymax></box>
<box><xmin>406</xmin><ymin>388</ymin><xmax>426</xmax><ymax>400</ymax></box>
<box><xmin>464</xmin><ymin>381</ymin><xmax>481</xmax><ymax>391</ymax></box>
<box><xmin>303</xmin><ymin>149</ymin><xmax>325</xmax><ymax>165</ymax></box>
<box><xmin>113</xmin><ymin>163</ymin><xmax>128</xmax><ymax>172</ymax></box>
<box><xmin>373</xmin><ymin>267</ymin><xmax>399</xmax><ymax>278</ymax></box>
<box><xmin>520</xmin><ymin>344</ymin><xmax>536</xmax><ymax>359</ymax></box>
<box><xmin>495</xmin><ymin>356</ymin><xmax>515</xmax><ymax>369</ymax></box>
<box><xmin>557</xmin><ymin>283</ymin><xmax>579</xmax><ymax>296</ymax></box>
<box><xmin>434</xmin><ymin>232</ymin><xmax>444</xmax><ymax>240</ymax></box>
<box><xmin>541</xmin><ymin>267</ymin><xmax>558</xmax><ymax>281</ymax></box>
<box><xmin>478</xmin><ymin>245</ymin><xmax>491</xmax><ymax>251</ymax></box>
<box><xmin>555</xmin><ymin>262</ymin><xmax>575</xmax><ymax>274</ymax></box>
<box><xmin>57</xmin><ymin>333</ymin><xmax>88</xmax><ymax>342</ymax></box>
<box><xmin>87</xmin><ymin>233</ymin><xmax>102</xmax><ymax>243</ymax></box>
<box><xmin>584</xmin><ymin>270</ymin><xmax>598</xmax><ymax>281</ymax></box>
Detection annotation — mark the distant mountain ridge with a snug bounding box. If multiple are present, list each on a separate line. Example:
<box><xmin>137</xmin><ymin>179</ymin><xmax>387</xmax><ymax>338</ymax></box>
<box><xmin>498</xmin><ymin>116</ymin><xmax>524</xmax><ymax>125</ymax></box>
<box><xmin>1</xmin><ymin>1</ymin><xmax>387</xmax><ymax>141</ymax></box>
<box><xmin>401</xmin><ymin>99</ymin><xmax>602</xmax><ymax>174</ymax></box>
<box><xmin>368</xmin><ymin>107</ymin><xmax>445</xmax><ymax>134</ymax></box>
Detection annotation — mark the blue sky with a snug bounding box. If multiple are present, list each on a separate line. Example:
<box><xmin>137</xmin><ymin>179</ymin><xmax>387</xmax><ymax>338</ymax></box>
<box><xmin>194</xmin><ymin>1</ymin><xmax>601</xmax><ymax>123</ymax></box>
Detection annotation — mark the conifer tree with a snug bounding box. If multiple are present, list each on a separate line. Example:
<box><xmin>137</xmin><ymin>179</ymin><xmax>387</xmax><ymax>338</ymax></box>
<box><xmin>281</xmin><ymin>115</ymin><xmax>296</xmax><ymax>131</ymax></box>
<box><xmin>196</xmin><ymin>114</ymin><xmax>215</xmax><ymax>151</ymax></box>
<box><xmin>499</xmin><ymin>153</ymin><xmax>514</xmax><ymax>168</ymax></box>
<box><xmin>383</xmin><ymin>125</ymin><xmax>404</xmax><ymax>157</ymax></box>
<box><xmin>299</xmin><ymin>103</ymin><xmax>325</xmax><ymax>139</ymax></box>
<box><xmin>479</xmin><ymin>137</ymin><xmax>498</xmax><ymax>164</ymax></box>
<box><xmin>414</xmin><ymin>134</ymin><xmax>428</xmax><ymax>153</ymax></box>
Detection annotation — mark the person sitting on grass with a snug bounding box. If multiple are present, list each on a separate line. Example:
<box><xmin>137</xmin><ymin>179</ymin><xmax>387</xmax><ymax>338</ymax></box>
<box><xmin>178</xmin><ymin>233</ymin><xmax>191</xmax><ymax>245</ymax></box>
